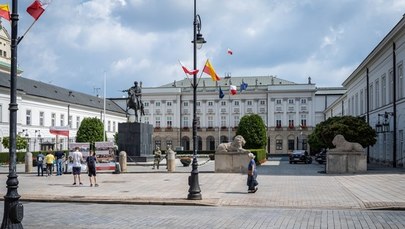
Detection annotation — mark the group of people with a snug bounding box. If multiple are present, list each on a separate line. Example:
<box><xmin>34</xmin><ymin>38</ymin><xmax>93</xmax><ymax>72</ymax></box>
<box><xmin>36</xmin><ymin>147</ymin><xmax>99</xmax><ymax>187</ymax></box>
<box><xmin>36</xmin><ymin>150</ymin><xmax>65</xmax><ymax>177</ymax></box>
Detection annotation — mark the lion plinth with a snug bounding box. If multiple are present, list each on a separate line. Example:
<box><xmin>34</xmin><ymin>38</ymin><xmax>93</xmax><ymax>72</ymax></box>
<box><xmin>216</xmin><ymin>135</ymin><xmax>250</xmax><ymax>154</ymax></box>
<box><xmin>330</xmin><ymin>135</ymin><xmax>364</xmax><ymax>152</ymax></box>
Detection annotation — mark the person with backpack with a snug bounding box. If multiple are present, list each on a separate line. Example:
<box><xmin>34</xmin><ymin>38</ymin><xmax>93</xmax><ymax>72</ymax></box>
<box><xmin>86</xmin><ymin>150</ymin><xmax>98</xmax><ymax>187</ymax></box>
<box><xmin>37</xmin><ymin>152</ymin><xmax>45</xmax><ymax>176</ymax></box>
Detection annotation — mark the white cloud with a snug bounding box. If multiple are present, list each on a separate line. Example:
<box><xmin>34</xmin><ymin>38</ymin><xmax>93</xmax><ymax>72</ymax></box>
<box><xmin>13</xmin><ymin>0</ymin><xmax>405</xmax><ymax>97</ymax></box>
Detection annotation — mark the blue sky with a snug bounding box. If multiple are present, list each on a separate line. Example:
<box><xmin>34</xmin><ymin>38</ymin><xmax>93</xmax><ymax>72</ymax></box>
<box><xmin>8</xmin><ymin>0</ymin><xmax>405</xmax><ymax>98</ymax></box>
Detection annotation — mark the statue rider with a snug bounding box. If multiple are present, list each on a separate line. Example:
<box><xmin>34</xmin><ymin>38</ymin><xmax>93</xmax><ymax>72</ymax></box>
<box><xmin>129</xmin><ymin>81</ymin><xmax>142</xmax><ymax>108</ymax></box>
<box><xmin>123</xmin><ymin>81</ymin><xmax>144</xmax><ymax>120</ymax></box>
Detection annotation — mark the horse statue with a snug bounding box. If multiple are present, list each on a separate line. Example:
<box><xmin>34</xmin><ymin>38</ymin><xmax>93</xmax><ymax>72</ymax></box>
<box><xmin>123</xmin><ymin>81</ymin><xmax>145</xmax><ymax>123</ymax></box>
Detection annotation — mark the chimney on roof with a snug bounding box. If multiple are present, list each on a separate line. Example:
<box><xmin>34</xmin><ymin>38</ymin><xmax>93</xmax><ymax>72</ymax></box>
<box><xmin>308</xmin><ymin>76</ymin><xmax>312</xmax><ymax>84</ymax></box>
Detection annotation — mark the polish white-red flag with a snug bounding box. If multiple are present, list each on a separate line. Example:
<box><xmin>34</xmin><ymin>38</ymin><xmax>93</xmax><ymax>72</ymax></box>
<box><xmin>227</xmin><ymin>48</ymin><xmax>233</xmax><ymax>55</ymax></box>
<box><xmin>179</xmin><ymin>60</ymin><xmax>199</xmax><ymax>75</ymax></box>
<box><xmin>230</xmin><ymin>85</ymin><xmax>237</xmax><ymax>95</ymax></box>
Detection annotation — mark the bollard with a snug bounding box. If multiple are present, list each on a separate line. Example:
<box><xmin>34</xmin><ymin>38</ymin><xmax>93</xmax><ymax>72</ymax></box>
<box><xmin>119</xmin><ymin>151</ymin><xmax>127</xmax><ymax>172</ymax></box>
<box><xmin>25</xmin><ymin>152</ymin><xmax>33</xmax><ymax>173</ymax></box>
<box><xmin>167</xmin><ymin>148</ymin><xmax>176</xmax><ymax>172</ymax></box>
<box><xmin>113</xmin><ymin>162</ymin><xmax>121</xmax><ymax>174</ymax></box>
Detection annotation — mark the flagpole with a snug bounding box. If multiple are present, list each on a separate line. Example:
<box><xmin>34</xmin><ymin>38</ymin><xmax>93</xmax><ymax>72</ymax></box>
<box><xmin>103</xmin><ymin>71</ymin><xmax>106</xmax><ymax>142</ymax></box>
<box><xmin>17</xmin><ymin>20</ymin><xmax>37</xmax><ymax>45</ymax></box>
<box><xmin>218</xmin><ymin>86</ymin><xmax>221</xmax><ymax>147</ymax></box>
<box><xmin>228</xmin><ymin>91</ymin><xmax>231</xmax><ymax>142</ymax></box>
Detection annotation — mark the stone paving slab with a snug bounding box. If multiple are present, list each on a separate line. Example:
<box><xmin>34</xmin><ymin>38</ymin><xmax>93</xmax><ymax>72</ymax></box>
<box><xmin>1</xmin><ymin>159</ymin><xmax>405</xmax><ymax>210</ymax></box>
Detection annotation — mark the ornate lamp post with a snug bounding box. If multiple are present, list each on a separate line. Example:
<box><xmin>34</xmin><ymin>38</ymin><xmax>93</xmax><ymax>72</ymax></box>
<box><xmin>188</xmin><ymin>0</ymin><xmax>206</xmax><ymax>200</ymax></box>
<box><xmin>1</xmin><ymin>0</ymin><xmax>24</xmax><ymax>228</ymax></box>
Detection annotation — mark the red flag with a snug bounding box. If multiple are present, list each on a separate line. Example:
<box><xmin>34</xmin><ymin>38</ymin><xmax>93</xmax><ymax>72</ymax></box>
<box><xmin>179</xmin><ymin>61</ymin><xmax>199</xmax><ymax>75</ymax></box>
<box><xmin>227</xmin><ymin>48</ymin><xmax>233</xmax><ymax>55</ymax></box>
<box><xmin>49</xmin><ymin>126</ymin><xmax>69</xmax><ymax>137</ymax></box>
<box><xmin>27</xmin><ymin>0</ymin><xmax>45</xmax><ymax>20</ymax></box>
<box><xmin>230</xmin><ymin>85</ymin><xmax>237</xmax><ymax>95</ymax></box>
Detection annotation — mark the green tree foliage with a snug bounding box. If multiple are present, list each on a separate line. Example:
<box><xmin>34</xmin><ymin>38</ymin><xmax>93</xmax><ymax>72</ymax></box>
<box><xmin>76</xmin><ymin>117</ymin><xmax>104</xmax><ymax>145</ymax></box>
<box><xmin>113</xmin><ymin>132</ymin><xmax>118</xmax><ymax>146</ymax></box>
<box><xmin>308</xmin><ymin>116</ymin><xmax>376</xmax><ymax>152</ymax></box>
<box><xmin>2</xmin><ymin>135</ymin><xmax>29</xmax><ymax>151</ymax></box>
<box><xmin>236</xmin><ymin>114</ymin><xmax>267</xmax><ymax>149</ymax></box>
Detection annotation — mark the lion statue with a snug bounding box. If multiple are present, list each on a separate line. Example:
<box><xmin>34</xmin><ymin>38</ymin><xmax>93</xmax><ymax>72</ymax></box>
<box><xmin>216</xmin><ymin>135</ymin><xmax>250</xmax><ymax>154</ymax></box>
<box><xmin>330</xmin><ymin>134</ymin><xmax>364</xmax><ymax>152</ymax></box>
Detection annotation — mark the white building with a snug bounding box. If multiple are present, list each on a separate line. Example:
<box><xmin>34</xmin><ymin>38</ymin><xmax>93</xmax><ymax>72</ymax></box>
<box><xmin>112</xmin><ymin>76</ymin><xmax>345</xmax><ymax>155</ymax></box>
<box><xmin>325</xmin><ymin>15</ymin><xmax>405</xmax><ymax>167</ymax></box>
<box><xmin>0</xmin><ymin>26</ymin><xmax>127</xmax><ymax>152</ymax></box>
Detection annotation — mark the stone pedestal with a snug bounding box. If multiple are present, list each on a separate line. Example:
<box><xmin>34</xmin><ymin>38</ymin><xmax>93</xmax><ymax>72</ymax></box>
<box><xmin>119</xmin><ymin>151</ymin><xmax>127</xmax><ymax>172</ymax></box>
<box><xmin>118</xmin><ymin>122</ymin><xmax>153</xmax><ymax>162</ymax></box>
<box><xmin>215</xmin><ymin>151</ymin><xmax>249</xmax><ymax>173</ymax></box>
<box><xmin>25</xmin><ymin>152</ymin><xmax>32</xmax><ymax>173</ymax></box>
<box><xmin>326</xmin><ymin>151</ymin><xmax>367</xmax><ymax>174</ymax></box>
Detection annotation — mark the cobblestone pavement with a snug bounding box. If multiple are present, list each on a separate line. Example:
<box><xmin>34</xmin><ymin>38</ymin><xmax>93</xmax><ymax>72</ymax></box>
<box><xmin>0</xmin><ymin>157</ymin><xmax>405</xmax><ymax>210</ymax></box>
<box><xmin>1</xmin><ymin>202</ymin><xmax>404</xmax><ymax>229</ymax></box>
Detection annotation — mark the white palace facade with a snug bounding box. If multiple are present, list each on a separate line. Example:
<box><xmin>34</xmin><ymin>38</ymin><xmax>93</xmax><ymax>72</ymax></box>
<box><xmin>112</xmin><ymin>77</ymin><xmax>345</xmax><ymax>155</ymax></box>
<box><xmin>325</xmin><ymin>15</ymin><xmax>405</xmax><ymax>167</ymax></box>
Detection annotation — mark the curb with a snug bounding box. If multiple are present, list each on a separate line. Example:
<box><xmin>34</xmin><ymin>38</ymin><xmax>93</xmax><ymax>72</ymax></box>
<box><xmin>18</xmin><ymin>195</ymin><xmax>220</xmax><ymax>207</ymax></box>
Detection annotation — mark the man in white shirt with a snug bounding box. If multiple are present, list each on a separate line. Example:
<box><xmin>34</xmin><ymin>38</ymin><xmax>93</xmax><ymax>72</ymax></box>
<box><xmin>72</xmin><ymin>147</ymin><xmax>83</xmax><ymax>185</ymax></box>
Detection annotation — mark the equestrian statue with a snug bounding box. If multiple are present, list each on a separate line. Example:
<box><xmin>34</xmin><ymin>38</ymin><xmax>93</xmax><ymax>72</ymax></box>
<box><xmin>122</xmin><ymin>81</ymin><xmax>145</xmax><ymax>122</ymax></box>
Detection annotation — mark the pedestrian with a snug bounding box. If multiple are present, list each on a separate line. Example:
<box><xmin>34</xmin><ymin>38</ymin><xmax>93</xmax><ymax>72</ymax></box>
<box><xmin>45</xmin><ymin>151</ymin><xmax>55</xmax><ymax>177</ymax></box>
<box><xmin>55</xmin><ymin>150</ymin><xmax>65</xmax><ymax>176</ymax></box>
<box><xmin>247</xmin><ymin>152</ymin><xmax>258</xmax><ymax>193</ymax></box>
<box><xmin>36</xmin><ymin>152</ymin><xmax>45</xmax><ymax>176</ymax></box>
<box><xmin>72</xmin><ymin>147</ymin><xmax>83</xmax><ymax>186</ymax></box>
<box><xmin>152</xmin><ymin>146</ymin><xmax>162</xmax><ymax>170</ymax></box>
<box><xmin>86</xmin><ymin>150</ymin><xmax>98</xmax><ymax>187</ymax></box>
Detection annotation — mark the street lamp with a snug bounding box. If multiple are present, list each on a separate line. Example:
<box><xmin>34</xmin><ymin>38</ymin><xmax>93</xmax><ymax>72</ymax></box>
<box><xmin>188</xmin><ymin>0</ymin><xmax>206</xmax><ymax>200</ymax></box>
<box><xmin>1</xmin><ymin>0</ymin><xmax>24</xmax><ymax>227</ymax></box>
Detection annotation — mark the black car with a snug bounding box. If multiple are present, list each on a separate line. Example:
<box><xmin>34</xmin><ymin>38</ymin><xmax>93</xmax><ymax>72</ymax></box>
<box><xmin>289</xmin><ymin>150</ymin><xmax>312</xmax><ymax>164</ymax></box>
<box><xmin>315</xmin><ymin>150</ymin><xmax>327</xmax><ymax>164</ymax></box>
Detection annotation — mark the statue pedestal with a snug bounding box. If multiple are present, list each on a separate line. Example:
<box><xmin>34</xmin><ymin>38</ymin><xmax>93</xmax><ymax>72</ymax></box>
<box><xmin>118</xmin><ymin>122</ymin><xmax>153</xmax><ymax>162</ymax></box>
<box><xmin>215</xmin><ymin>151</ymin><xmax>249</xmax><ymax>173</ymax></box>
<box><xmin>326</xmin><ymin>151</ymin><xmax>367</xmax><ymax>174</ymax></box>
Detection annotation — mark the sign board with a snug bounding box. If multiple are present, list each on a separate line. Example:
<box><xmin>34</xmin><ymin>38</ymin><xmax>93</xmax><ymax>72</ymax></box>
<box><xmin>95</xmin><ymin>141</ymin><xmax>116</xmax><ymax>163</ymax></box>
<box><xmin>69</xmin><ymin>142</ymin><xmax>90</xmax><ymax>157</ymax></box>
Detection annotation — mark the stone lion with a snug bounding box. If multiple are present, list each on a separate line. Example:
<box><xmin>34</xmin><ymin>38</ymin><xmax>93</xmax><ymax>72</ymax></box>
<box><xmin>330</xmin><ymin>134</ymin><xmax>364</xmax><ymax>152</ymax></box>
<box><xmin>216</xmin><ymin>135</ymin><xmax>250</xmax><ymax>154</ymax></box>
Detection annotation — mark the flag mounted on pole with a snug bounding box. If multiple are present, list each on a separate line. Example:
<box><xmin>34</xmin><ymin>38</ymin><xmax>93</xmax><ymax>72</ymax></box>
<box><xmin>230</xmin><ymin>85</ymin><xmax>237</xmax><ymax>95</ymax></box>
<box><xmin>219</xmin><ymin>86</ymin><xmax>224</xmax><ymax>99</ymax></box>
<box><xmin>240</xmin><ymin>81</ymin><xmax>248</xmax><ymax>92</ymax></box>
<box><xmin>179</xmin><ymin>60</ymin><xmax>199</xmax><ymax>75</ymax></box>
<box><xmin>27</xmin><ymin>0</ymin><xmax>45</xmax><ymax>20</ymax></box>
<box><xmin>203</xmin><ymin>59</ymin><xmax>221</xmax><ymax>81</ymax></box>
<box><xmin>0</xmin><ymin>4</ymin><xmax>10</xmax><ymax>21</ymax></box>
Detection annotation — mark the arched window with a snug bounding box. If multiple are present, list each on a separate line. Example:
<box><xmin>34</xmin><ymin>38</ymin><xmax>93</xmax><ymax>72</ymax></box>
<box><xmin>206</xmin><ymin>136</ymin><xmax>215</xmax><ymax>150</ymax></box>
<box><xmin>181</xmin><ymin>136</ymin><xmax>190</xmax><ymax>151</ymax></box>
<box><xmin>197</xmin><ymin>136</ymin><xmax>203</xmax><ymax>151</ymax></box>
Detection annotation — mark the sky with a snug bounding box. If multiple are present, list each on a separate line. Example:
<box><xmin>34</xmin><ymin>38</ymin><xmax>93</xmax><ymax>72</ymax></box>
<box><xmin>7</xmin><ymin>0</ymin><xmax>405</xmax><ymax>98</ymax></box>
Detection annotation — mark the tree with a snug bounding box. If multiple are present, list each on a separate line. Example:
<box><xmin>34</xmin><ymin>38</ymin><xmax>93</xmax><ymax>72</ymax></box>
<box><xmin>236</xmin><ymin>114</ymin><xmax>267</xmax><ymax>149</ymax></box>
<box><xmin>2</xmin><ymin>135</ymin><xmax>29</xmax><ymax>151</ymax></box>
<box><xmin>76</xmin><ymin>117</ymin><xmax>104</xmax><ymax>147</ymax></box>
<box><xmin>308</xmin><ymin>116</ymin><xmax>376</xmax><ymax>152</ymax></box>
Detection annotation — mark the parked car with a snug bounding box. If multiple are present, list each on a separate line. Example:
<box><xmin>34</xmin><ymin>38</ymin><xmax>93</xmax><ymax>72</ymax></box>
<box><xmin>289</xmin><ymin>150</ymin><xmax>312</xmax><ymax>164</ymax></box>
<box><xmin>315</xmin><ymin>149</ymin><xmax>327</xmax><ymax>164</ymax></box>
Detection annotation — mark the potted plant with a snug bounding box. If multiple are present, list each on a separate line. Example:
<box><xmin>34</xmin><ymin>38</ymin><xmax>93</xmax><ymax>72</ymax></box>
<box><xmin>180</xmin><ymin>157</ymin><xmax>191</xmax><ymax>167</ymax></box>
